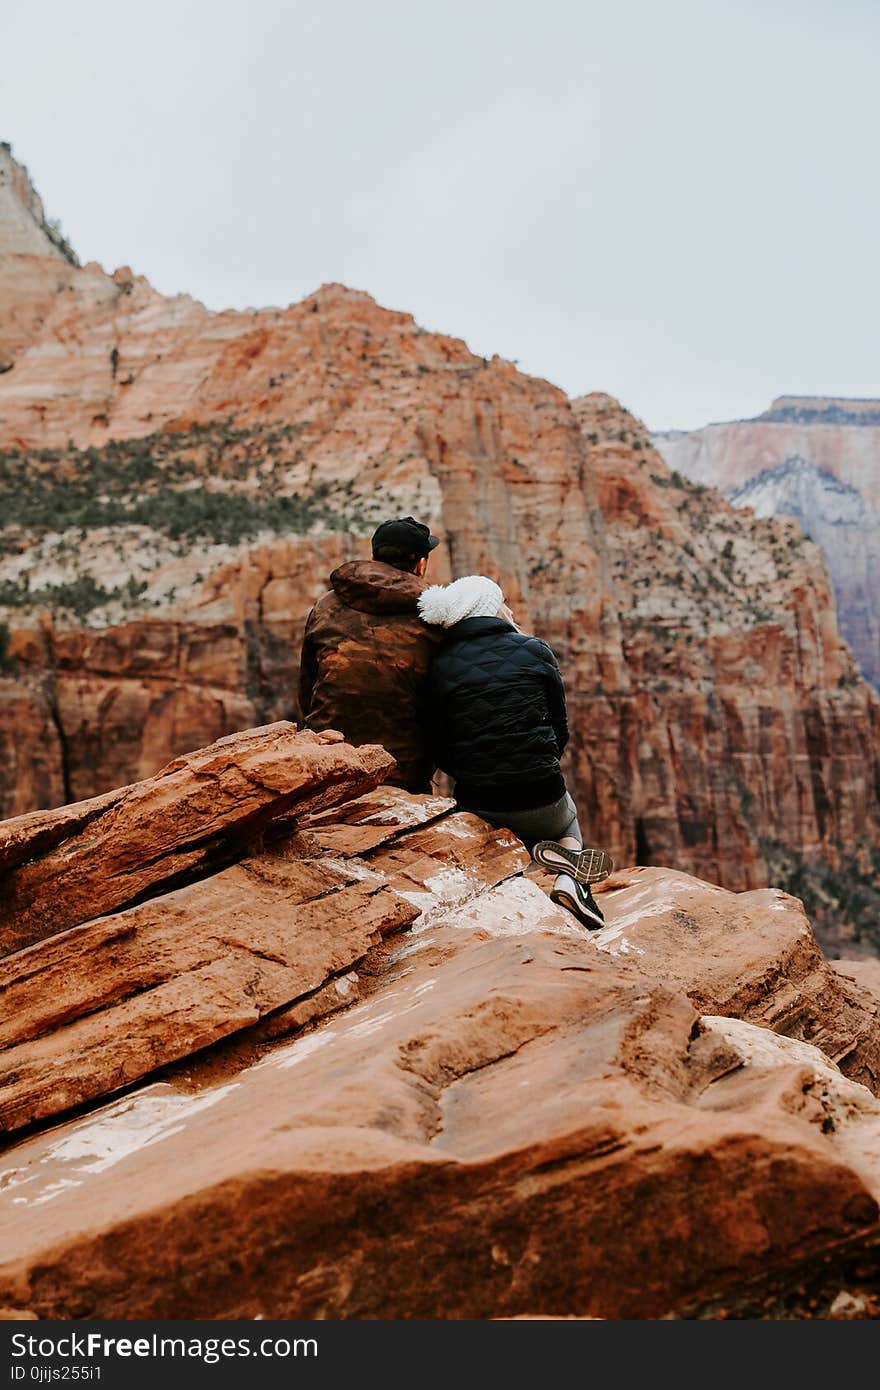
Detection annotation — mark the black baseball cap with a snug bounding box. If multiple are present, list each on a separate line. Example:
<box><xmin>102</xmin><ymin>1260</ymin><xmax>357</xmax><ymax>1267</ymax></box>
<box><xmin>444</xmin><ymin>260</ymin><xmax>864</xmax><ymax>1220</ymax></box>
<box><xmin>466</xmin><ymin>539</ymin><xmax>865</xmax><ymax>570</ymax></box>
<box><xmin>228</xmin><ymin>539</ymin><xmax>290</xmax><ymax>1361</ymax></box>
<box><xmin>371</xmin><ymin>516</ymin><xmax>440</xmax><ymax>559</ymax></box>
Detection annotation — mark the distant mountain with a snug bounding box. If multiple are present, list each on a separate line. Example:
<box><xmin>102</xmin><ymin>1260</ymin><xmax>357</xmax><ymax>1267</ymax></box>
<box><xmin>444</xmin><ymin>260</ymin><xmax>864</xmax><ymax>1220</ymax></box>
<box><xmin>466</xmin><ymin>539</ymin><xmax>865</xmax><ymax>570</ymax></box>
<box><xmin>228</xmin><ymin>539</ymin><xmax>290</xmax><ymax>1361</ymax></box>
<box><xmin>654</xmin><ymin>400</ymin><xmax>880</xmax><ymax>690</ymax></box>
<box><xmin>753</xmin><ymin>396</ymin><xmax>880</xmax><ymax>427</ymax></box>
<box><xmin>728</xmin><ymin>455</ymin><xmax>864</xmax><ymax>528</ymax></box>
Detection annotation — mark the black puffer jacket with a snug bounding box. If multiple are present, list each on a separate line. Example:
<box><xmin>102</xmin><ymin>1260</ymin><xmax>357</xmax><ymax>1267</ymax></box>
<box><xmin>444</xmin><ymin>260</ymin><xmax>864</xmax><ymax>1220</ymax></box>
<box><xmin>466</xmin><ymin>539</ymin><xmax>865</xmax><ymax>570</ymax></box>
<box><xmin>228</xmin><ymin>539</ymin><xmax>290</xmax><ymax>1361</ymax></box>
<box><xmin>429</xmin><ymin>616</ymin><xmax>569</xmax><ymax>811</ymax></box>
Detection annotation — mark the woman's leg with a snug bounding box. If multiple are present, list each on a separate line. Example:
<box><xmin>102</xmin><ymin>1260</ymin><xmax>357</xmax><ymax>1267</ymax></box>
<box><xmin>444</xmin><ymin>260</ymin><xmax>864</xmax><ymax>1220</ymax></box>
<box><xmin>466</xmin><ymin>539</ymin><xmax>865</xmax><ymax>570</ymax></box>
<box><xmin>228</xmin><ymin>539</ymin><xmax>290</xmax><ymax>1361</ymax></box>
<box><xmin>555</xmin><ymin>794</ymin><xmax>583</xmax><ymax>852</ymax></box>
<box><xmin>460</xmin><ymin>792</ymin><xmax>604</xmax><ymax>867</ymax></box>
<box><xmin>457</xmin><ymin>793</ymin><xmax>609</xmax><ymax>929</ymax></box>
<box><xmin>537</xmin><ymin>795</ymin><xmax>607</xmax><ymax>928</ymax></box>
<box><xmin>531</xmin><ymin>793</ymin><xmax>613</xmax><ymax>884</ymax></box>
<box><xmin>458</xmin><ymin>793</ymin><xmax>581</xmax><ymax>854</ymax></box>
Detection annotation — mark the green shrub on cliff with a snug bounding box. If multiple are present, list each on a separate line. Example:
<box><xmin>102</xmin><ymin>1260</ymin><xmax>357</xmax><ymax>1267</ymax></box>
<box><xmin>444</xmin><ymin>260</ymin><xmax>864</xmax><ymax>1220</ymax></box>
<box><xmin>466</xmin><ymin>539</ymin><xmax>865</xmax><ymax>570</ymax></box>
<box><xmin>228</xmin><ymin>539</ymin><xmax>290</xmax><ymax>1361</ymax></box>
<box><xmin>0</xmin><ymin>418</ymin><xmax>378</xmax><ymax>548</ymax></box>
<box><xmin>0</xmin><ymin>574</ymin><xmax>138</xmax><ymax>617</ymax></box>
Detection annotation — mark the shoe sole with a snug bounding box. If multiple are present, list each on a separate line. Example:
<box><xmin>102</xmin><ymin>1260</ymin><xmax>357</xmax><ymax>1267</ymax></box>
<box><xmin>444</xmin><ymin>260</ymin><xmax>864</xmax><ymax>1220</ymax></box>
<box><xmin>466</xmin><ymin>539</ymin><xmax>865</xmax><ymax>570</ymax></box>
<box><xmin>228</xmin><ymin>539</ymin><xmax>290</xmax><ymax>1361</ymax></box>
<box><xmin>549</xmin><ymin>887</ymin><xmax>605</xmax><ymax>931</ymax></box>
<box><xmin>533</xmin><ymin>842</ymin><xmax>614</xmax><ymax>884</ymax></box>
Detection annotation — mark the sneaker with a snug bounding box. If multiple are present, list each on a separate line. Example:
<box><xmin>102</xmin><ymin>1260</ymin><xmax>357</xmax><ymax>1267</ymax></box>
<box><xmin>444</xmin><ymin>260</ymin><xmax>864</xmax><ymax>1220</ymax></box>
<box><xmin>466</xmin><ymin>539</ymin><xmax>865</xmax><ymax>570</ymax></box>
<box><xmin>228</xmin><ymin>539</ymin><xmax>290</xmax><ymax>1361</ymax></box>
<box><xmin>550</xmin><ymin>873</ymin><xmax>606</xmax><ymax>930</ymax></box>
<box><xmin>533</xmin><ymin>841</ymin><xmax>614</xmax><ymax>884</ymax></box>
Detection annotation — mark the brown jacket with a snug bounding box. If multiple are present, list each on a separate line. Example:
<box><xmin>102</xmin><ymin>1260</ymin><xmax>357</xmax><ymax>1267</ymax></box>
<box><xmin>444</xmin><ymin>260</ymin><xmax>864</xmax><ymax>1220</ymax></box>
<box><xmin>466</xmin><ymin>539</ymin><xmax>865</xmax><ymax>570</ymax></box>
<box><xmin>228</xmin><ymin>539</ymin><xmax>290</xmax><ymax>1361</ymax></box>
<box><xmin>298</xmin><ymin>560</ymin><xmax>442</xmax><ymax>792</ymax></box>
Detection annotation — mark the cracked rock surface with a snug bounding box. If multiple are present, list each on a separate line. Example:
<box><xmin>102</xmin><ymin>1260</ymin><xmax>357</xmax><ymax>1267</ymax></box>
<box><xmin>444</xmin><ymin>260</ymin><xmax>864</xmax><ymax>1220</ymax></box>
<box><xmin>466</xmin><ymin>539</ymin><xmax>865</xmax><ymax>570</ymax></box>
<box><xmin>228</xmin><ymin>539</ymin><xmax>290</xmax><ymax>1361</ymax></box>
<box><xmin>0</xmin><ymin>728</ymin><xmax>879</xmax><ymax>1319</ymax></box>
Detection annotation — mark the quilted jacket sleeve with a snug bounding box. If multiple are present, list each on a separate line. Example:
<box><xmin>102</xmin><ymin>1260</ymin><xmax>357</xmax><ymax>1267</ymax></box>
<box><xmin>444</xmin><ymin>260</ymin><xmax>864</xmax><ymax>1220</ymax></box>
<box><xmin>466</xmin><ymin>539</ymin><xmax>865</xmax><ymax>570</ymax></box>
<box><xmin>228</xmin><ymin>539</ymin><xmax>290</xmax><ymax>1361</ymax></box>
<box><xmin>541</xmin><ymin>642</ymin><xmax>569</xmax><ymax>756</ymax></box>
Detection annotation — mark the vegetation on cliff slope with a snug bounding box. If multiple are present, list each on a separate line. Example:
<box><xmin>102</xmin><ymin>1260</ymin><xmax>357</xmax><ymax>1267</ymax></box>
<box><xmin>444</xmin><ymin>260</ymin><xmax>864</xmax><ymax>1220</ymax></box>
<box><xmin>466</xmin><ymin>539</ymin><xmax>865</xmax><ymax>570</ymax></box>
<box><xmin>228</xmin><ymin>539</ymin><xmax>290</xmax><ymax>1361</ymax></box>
<box><xmin>0</xmin><ymin>422</ymin><xmax>401</xmax><ymax>617</ymax></box>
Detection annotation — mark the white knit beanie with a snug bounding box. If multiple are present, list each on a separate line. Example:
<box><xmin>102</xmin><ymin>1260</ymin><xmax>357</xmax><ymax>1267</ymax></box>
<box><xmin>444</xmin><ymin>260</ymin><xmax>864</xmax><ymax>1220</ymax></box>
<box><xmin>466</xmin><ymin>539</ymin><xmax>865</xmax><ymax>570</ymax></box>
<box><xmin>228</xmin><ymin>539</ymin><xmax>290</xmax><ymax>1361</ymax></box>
<box><xmin>418</xmin><ymin>575</ymin><xmax>505</xmax><ymax>628</ymax></box>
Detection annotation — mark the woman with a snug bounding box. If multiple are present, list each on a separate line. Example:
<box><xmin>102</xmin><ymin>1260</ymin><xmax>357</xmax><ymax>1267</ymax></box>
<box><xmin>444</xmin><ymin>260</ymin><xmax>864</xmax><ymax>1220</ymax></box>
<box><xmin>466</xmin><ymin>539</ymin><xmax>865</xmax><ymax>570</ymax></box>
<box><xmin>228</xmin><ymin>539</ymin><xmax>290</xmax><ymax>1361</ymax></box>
<box><xmin>418</xmin><ymin>574</ymin><xmax>612</xmax><ymax>930</ymax></box>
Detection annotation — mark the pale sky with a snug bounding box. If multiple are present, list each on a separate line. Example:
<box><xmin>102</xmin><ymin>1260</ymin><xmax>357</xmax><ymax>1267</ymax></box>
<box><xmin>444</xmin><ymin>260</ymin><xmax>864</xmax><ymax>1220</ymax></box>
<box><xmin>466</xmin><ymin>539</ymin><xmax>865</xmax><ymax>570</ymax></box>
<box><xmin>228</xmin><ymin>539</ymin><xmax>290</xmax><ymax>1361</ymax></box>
<box><xmin>5</xmin><ymin>0</ymin><xmax>879</xmax><ymax>430</ymax></box>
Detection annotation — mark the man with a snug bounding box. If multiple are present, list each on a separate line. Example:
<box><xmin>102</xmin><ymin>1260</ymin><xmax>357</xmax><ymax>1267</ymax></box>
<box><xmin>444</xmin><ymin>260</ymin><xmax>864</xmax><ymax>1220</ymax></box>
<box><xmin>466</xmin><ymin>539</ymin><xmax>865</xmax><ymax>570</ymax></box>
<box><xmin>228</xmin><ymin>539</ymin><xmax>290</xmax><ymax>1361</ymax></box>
<box><xmin>298</xmin><ymin>516</ymin><xmax>442</xmax><ymax>792</ymax></box>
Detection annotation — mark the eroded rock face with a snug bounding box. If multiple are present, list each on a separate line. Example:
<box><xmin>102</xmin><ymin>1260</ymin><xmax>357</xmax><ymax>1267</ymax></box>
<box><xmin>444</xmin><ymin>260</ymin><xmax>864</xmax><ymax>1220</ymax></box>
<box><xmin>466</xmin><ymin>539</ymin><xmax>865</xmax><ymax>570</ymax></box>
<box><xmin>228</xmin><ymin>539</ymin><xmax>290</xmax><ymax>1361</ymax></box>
<box><xmin>832</xmin><ymin>958</ymin><xmax>880</xmax><ymax>1008</ymax></box>
<box><xmin>654</xmin><ymin>397</ymin><xmax>880</xmax><ymax>691</ymax></box>
<box><xmin>0</xmin><ymin>144</ymin><xmax>78</xmax><ymax>372</ymax></box>
<box><xmin>593</xmin><ymin>865</ymin><xmax>880</xmax><ymax>1092</ymax></box>
<box><xmin>2</xmin><ymin>911</ymin><xmax>880</xmax><ymax>1320</ymax></box>
<box><xmin>1</xmin><ymin>741</ymin><xmax>880</xmax><ymax>1320</ymax></box>
<box><xmin>574</xmin><ymin>393</ymin><xmax>880</xmax><ymax>954</ymax></box>
<box><xmin>7</xmin><ymin>919</ymin><xmax>877</xmax><ymax>1321</ymax></box>
<box><xmin>1</xmin><ymin>150</ymin><xmax>879</xmax><ymax>952</ymax></box>
<box><xmin>0</xmin><ymin>859</ymin><xmax>418</xmax><ymax>1133</ymax></box>
<box><xmin>0</xmin><ymin>775</ymin><xmax>529</xmax><ymax>1134</ymax></box>
<box><xmin>0</xmin><ymin>722</ymin><xmax>394</xmax><ymax>955</ymax></box>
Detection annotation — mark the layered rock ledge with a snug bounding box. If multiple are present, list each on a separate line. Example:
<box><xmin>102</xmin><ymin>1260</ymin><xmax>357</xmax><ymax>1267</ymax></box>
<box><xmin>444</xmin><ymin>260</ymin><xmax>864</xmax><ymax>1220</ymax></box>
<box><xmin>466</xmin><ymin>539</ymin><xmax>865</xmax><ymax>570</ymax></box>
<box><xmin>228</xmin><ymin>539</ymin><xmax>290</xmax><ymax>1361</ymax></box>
<box><xmin>0</xmin><ymin>728</ymin><xmax>878</xmax><ymax>1320</ymax></box>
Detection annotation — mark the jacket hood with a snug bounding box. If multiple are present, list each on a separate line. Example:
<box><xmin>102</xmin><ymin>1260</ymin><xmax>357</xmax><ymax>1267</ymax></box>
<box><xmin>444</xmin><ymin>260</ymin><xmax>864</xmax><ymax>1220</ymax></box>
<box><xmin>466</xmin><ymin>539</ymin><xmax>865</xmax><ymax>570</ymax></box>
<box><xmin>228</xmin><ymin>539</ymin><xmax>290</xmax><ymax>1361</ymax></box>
<box><xmin>330</xmin><ymin>560</ymin><xmax>426</xmax><ymax>615</ymax></box>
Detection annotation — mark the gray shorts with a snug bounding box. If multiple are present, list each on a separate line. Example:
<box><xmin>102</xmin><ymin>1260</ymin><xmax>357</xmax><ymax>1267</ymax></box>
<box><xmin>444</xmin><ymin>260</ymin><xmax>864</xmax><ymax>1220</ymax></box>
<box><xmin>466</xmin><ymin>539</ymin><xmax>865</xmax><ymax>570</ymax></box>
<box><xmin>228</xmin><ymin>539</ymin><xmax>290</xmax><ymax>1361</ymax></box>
<box><xmin>460</xmin><ymin>791</ymin><xmax>582</xmax><ymax>851</ymax></box>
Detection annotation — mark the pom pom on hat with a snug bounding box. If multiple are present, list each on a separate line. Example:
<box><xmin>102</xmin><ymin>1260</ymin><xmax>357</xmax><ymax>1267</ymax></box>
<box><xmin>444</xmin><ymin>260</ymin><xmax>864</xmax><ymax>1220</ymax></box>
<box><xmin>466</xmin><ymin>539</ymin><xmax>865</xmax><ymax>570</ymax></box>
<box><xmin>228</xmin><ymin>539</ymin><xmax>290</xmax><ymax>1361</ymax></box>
<box><xmin>418</xmin><ymin>575</ymin><xmax>504</xmax><ymax>627</ymax></box>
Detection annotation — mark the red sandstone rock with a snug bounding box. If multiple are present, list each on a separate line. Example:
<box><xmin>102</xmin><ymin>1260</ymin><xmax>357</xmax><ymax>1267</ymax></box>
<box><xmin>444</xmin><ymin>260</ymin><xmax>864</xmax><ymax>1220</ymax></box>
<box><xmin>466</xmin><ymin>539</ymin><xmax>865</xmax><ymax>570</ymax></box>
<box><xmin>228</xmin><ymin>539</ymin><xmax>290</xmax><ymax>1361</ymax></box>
<box><xmin>1</xmin><ymin>909</ymin><xmax>879</xmax><ymax>1320</ymax></box>
<box><xmin>301</xmin><ymin>784</ymin><xmax>456</xmax><ymax>855</ymax></box>
<box><xmin>0</xmin><ymin>857</ymin><xmax>417</xmax><ymax>1132</ymax></box>
<box><xmin>594</xmin><ymin>865</ymin><xmax>880</xmax><ymax>1092</ymax></box>
<box><xmin>0</xmin><ymin>784</ymin><xmax>126</xmax><ymax>877</ymax></box>
<box><xmin>0</xmin><ymin>722</ymin><xmax>394</xmax><ymax>955</ymax></box>
<box><xmin>0</xmin><ymin>678</ymin><xmax>65</xmax><ymax>818</ymax></box>
<box><xmin>351</xmin><ymin>813</ymin><xmax>532</xmax><ymax>928</ymax></box>
<box><xmin>0</xmin><ymin>780</ymin><xmax>529</xmax><ymax>1132</ymax></box>
<box><xmin>2</xmin><ymin>147</ymin><xmax>880</xmax><ymax>1321</ymax></box>
<box><xmin>572</xmin><ymin>393</ymin><xmax>880</xmax><ymax>887</ymax></box>
<box><xmin>1</xmin><ymin>766</ymin><xmax>880</xmax><ymax>1318</ymax></box>
<box><xmin>0</xmin><ymin>150</ymin><xmax>878</xmax><ymax>955</ymax></box>
<box><xmin>832</xmin><ymin>958</ymin><xmax>880</xmax><ymax>1006</ymax></box>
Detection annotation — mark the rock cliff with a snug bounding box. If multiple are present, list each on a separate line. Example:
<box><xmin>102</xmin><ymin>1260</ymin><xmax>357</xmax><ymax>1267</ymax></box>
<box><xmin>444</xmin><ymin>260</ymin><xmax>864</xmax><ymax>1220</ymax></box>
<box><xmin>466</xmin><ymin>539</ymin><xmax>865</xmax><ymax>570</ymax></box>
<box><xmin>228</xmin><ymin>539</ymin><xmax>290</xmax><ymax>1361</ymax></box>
<box><xmin>654</xmin><ymin>397</ymin><xmax>880</xmax><ymax>691</ymax></box>
<box><xmin>0</xmin><ymin>143</ymin><xmax>78</xmax><ymax>373</ymax></box>
<box><xmin>1</xmin><ymin>147</ymin><xmax>879</xmax><ymax>953</ymax></box>
<box><xmin>576</xmin><ymin>393</ymin><xmax>880</xmax><ymax>955</ymax></box>
<box><xmin>1</xmin><ymin>727</ymin><xmax>879</xmax><ymax>1320</ymax></box>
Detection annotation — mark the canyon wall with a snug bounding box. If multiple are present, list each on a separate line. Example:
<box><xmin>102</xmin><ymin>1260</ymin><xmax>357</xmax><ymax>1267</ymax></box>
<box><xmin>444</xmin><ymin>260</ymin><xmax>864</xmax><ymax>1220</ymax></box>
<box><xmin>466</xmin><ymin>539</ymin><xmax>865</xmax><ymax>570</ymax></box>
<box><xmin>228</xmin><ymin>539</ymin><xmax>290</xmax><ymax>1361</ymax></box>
<box><xmin>2</xmin><ymin>146</ymin><xmax>879</xmax><ymax>952</ymax></box>
<box><xmin>654</xmin><ymin>397</ymin><xmax>880</xmax><ymax>690</ymax></box>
